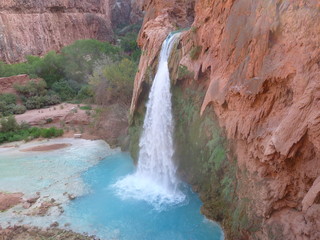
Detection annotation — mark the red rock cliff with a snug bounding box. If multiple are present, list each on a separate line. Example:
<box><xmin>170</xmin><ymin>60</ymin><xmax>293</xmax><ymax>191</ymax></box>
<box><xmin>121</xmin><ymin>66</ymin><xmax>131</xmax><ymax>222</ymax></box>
<box><xmin>131</xmin><ymin>0</ymin><xmax>320</xmax><ymax>239</ymax></box>
<box><xmin>0</xmin><ymin>0</ymin><xmax>142</xmax><ymax>63</ymax></box>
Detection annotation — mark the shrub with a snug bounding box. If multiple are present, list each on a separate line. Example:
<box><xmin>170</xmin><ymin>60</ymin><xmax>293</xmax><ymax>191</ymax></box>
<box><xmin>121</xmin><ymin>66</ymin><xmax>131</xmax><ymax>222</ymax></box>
<box><xmin>0</xmin><ymin>93</ymin><xmax>16</xmax><ymax>105</ymax></box>
<box><xmin>103</xmin><ymin>58</ymin><xmax>137</xmax><ymax>104</ymax></box>
<box><xmin>0</xmin><ymin>116</ymin><xmax>19</xmax><ymax>133</ymax></box>
<box><xmin>12</xmin><ymin>104</ymin><xmax>27</xmax><ymax>114</ymax></box>
<box><xmin>14</xmin><ymin>80</ymin><xmax>47</xmax><ymax>98</ymax></box>
<box><xmin>33</xmin><ymin>51</ymin><xmax>64</xmax><ymax>87</ymax></box>
<box><xmin>43</xmin><ymin>94</ymin><xmax>61</xmax><ymax>106</ymax></box>
<box><xmin>0</xmin><ymin>94</ymin><xmax>18</xmax><ymax>116</ymax></box>
<box><xmin>120</xmin><ymin>32</ymin><xmax>139</xmax><ymax>53</ymax></box>
<box><xmin>0</xmin><ymin>116</ymin><xmax>64</xmax><ymax>144</ymax></box>
<box><xmin>61</xmin><ymin>39</ymin><xmax>121</xmax><ymax>83</ymax></box>
<box><xmin>24</xmin><ymin>94</ymin><xmax>61</xmax><ymax>110</ymax></box>
<box><xmin>51</xmin><ymin>80</ymin><xmax>76</xmax><ymax>101</ymax></box>
<box><xmin>76</xmin><ymin>85</ymin><xmax>94</xmax><ymax>101</ymax></box>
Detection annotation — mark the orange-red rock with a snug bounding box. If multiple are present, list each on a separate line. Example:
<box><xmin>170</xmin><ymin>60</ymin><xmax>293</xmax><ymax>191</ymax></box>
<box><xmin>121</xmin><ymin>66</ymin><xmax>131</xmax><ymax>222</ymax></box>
<box><xmin>0</xmin><ymin>74</ymin><xmax>40</xmax><ymax>94</ymax></box>
<box><xmin>0</xmin><ymin>192</ymin><xmax>23</xmax><ymax>211</ymax></box>
<box><xmin>0</xmin><ymin>0</ymin><xmax>143</xmax><ymax>63</ymax></box>
<box><xmin>131</xmin><ymin>0</ymin><xmax>320</xmax><ymax>239</ymax></box>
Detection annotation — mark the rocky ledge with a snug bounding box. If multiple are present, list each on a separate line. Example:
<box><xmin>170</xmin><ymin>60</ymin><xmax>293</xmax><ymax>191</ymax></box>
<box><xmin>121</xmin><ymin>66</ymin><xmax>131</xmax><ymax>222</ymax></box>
<box><xmin>0</xmin><ymin>225</ymin><xmax>99</xmax><ymax>240</ymax></box>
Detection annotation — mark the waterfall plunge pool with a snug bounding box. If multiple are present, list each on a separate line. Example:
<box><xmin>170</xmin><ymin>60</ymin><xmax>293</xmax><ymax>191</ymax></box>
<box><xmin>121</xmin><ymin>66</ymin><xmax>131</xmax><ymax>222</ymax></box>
<box><xmin>0</xmin><ymin>139</ymin><xmax>224</xmax><ymax>240</ymax></box>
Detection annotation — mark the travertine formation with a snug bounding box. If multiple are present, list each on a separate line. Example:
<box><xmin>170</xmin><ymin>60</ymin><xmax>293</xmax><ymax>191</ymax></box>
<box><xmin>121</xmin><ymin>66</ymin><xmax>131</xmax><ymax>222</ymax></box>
<box><xmin>0</xmin><ymin>0</ymin><xmax>142</xmax><ymax>63</ymax></box>
<box><xmin>131</xmin><ymin>0</ymin><xmax>320</xmax><ymax>239</ymax></box>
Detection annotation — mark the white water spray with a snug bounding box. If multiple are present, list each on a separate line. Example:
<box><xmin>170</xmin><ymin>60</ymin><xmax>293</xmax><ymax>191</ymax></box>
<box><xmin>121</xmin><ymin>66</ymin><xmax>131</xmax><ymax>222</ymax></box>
<box><xmin>113</xmin><ymin>33</ymin><xmax>186</xmax><ymax>210</ymax></box>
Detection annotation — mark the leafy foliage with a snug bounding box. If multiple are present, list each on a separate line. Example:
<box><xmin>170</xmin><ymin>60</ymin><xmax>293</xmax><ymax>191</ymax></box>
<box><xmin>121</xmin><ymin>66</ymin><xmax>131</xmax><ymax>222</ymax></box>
<box><xmin>0</xmin><ymin>94</ymin><xmax>26</xmax><ymax>116</ymax></box>
<box><xmin>14</xmin><ymin>80</ymin><xmax>47</xmax><ymax>98</ymax></box>
<box><xmin>51</xmin><ymin>80</ymin><xmax>76</xmax><ymax>101</ymax></box>
<box><xmin>0</xmin><ymin>116</ymin><xmax>63</xmax><ymax>144</ymax></box>
<box><xmin>61</xmin><ymin>39</ymin><xmax>121</xmax><ymax>84</ymax></box>
<box><xmin>0</xmin><ymin>24</ymin><xmax>141</xmax><ymax>113</ymax></box>
<box><xmin>89</xmin><ymin>58</ymin><xmax>137</xmax><ymax>105</ymax></box>
<box><xmin>14</xmin><ymin>80</ymin><xmax>61</xmax><ymax>110</ymax></box>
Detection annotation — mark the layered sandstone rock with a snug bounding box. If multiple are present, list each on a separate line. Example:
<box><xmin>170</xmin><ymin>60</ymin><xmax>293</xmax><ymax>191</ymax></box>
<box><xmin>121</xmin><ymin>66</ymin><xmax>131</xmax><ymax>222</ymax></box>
<box><xmin>131</xmin><ymin>0</ymin><xmax>320</xmax><ymax>239</ymax></box>
<box><xmin>0</xmin><ymin>0</ymin><xmax>143</xmax><ymax>63</ymax></box>
<box><xmin>130</xmin><ymin>0</ymin><xmax>195</xmax><ymax>113</ymax></box>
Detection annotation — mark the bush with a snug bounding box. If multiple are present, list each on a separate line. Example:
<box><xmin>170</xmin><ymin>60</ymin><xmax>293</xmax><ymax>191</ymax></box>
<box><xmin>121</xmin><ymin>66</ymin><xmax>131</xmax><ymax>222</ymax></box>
<box><xmin>32</xmin><ymin>51</ymin><xmax>64</xmax><ymax>87</ymax></box>
<box><xmin>51</xmin><ymin>80</ymin><xmax>76</xmax><ymax>101</ymax></box>
<box><xmin>0</xmin><ymin>94</ymin><xmax>18</xmax><ymax>116</ymax></box>
<box><xmin>62</xmin><ymin>39</ymin><xmax>121</xmax><ymax>83</ymax></box>
<box><xmin>14</xmin><ymin>80</ymin><xmax>47</xmax><ymax>98</ymax></box>
<box><xmin>0</xmin><ymin>94</ymin><xmax>26</xmax><ymax>116</ymax></box>
<box><xmin>76</xmin><ymin>85</ymin><xmax>94</xmax><ymax>101</ymax></box>
<box><xmin>0</xmin><ymin>116</ymin><xmax>19</xmax><ymax>133</ymax></box>
<box><xmin>43</xmin><ymin>94</ymin><xmax>61</xmax><ymax>106</ymax></box>
<box><xmin>12</xmin><ymin>104</ymin><xmax>27</xmax><ymax>114</ymax></box>
<box><xmin>0</xmin><ymin>115</ymin><xmax>64</xmax><ymax>144</ymax></box>
<box><xmin>24</xmin><ymin>94</ymin><xmax>61</xmax><ymax>110</ymax></box>
<box><xmin>0</xmin><ymin>93</ymin><xmax>16</xmax><ymax>105</ymax></box>
<box><xmin>103</xmin><ymin>58</ymin><xmax>137</xmax><ymax>104</ymax></box>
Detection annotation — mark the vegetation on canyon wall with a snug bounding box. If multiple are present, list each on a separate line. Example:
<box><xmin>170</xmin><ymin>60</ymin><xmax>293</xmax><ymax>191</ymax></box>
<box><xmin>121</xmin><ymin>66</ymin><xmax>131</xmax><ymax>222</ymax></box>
<box><xmin>128</xmin><ymin>38</ymin><xmax>264</xmax><ymax>238</ymax></box>
<box><xmin>0</xmin><ymin>28</ymin><xmax>140</xmax><ymax>116</ymax></box>
<box><xmin>172</xmin><ymin>84</ymin><xmax>262</xmax><ymax>238</ymax></box>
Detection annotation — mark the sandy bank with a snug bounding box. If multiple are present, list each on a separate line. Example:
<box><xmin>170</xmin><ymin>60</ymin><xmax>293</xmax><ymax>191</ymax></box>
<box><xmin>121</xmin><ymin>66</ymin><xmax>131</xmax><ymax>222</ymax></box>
<box><xmin>20</xmin><ymin>143</ymin><xmax>72</xmax><ymax>152</ymax></box>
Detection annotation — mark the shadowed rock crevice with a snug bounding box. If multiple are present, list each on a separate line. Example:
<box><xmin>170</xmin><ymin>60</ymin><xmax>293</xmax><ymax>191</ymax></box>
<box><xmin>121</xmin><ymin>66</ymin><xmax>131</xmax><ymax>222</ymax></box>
<box><xmin>130</xmin><ymin>0</ymin><xmax>320</xmax><ymax>239</ymax></box>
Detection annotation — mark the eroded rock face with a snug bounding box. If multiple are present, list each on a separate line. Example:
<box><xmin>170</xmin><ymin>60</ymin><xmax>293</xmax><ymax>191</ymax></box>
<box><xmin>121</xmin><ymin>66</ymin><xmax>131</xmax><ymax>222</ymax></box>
<box><xmin>130</xmin><ymin>0</ymin><xmax>195</xmax><ymax>113</ymax></box>
<box><xmin>0</xmin><ymin>0</ymin><xmax>143</xmax><ymax>63</ymax></box>
<box><xmin>131</xmin><ymin>0</ymin><xmax>320</xmax><ymax>239</ymax></box>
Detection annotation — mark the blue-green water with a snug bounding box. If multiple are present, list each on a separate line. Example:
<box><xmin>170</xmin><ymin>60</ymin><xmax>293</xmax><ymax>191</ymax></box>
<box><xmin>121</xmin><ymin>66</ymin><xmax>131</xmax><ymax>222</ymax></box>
<box><xmin>0</xmin><ymin>139</ymin><xmax>223</xmax><ymax>239</ymax></box>
<box><xmin>62</xmin><ymin>152</ymin><xmax>224</xmax><ymax>240</ymax></box>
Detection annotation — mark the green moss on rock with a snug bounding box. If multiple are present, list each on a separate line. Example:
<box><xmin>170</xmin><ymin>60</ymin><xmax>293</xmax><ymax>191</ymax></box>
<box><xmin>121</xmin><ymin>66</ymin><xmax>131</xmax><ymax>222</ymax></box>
<box><xmin>172</xmin><ymin>84</ymin><xmax>260</xmax><ymax>239</ymax></box>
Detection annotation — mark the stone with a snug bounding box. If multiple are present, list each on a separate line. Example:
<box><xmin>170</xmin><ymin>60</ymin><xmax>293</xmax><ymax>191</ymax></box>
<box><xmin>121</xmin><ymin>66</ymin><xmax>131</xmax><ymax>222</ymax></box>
<box><xmin>0</xmin><ymin>192</ymin><xmax>23</xmax><ymax>211</ymax></box>
<box><xmin>50</xmin><ymin>221</ymin><xmax>59</xmax><ymax>228</ymax></box>
<box><xmin>131</xmin><ymin>0</ymin><xmax>320</xmax><ymax>238</ymax></box>
<box><xmin>26</xmin><ymin>195</ymin><xmax>40</xmax><ymax>204</ymax></box>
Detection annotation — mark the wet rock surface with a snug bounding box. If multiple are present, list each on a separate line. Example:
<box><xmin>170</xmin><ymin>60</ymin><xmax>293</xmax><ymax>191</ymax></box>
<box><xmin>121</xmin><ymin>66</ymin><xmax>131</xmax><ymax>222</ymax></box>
<box><xmin>131</xmin><ymin>0</ymin><xmax>320</xmax><ymax>239</ymax></box>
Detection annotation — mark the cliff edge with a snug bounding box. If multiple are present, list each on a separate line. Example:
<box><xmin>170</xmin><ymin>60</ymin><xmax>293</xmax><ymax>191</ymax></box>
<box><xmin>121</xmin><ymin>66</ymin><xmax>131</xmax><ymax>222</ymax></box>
<box><xmin>0</xmin><ymin>0</ymin><xmax>142</xmax><ymax>63</ymax></box>
<box><xmin>131</xmin><ymin>0</ymin><xmax>320</xmax><ymax>239</ymax></box>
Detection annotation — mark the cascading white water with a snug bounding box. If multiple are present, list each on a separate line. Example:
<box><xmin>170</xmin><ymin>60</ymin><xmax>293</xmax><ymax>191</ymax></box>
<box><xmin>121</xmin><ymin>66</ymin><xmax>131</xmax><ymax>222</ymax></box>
<box><xmin>113</xmin><ymin>33</ymin><xmax>186</xmax><ymax>210</ymax></box>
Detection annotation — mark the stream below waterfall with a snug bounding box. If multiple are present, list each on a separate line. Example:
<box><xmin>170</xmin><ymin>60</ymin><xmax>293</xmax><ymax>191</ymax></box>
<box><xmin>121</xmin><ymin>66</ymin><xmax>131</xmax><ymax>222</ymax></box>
<box><xmin>61</xmin><ymin>152</ymin><xmax>224</xmax><ymax>240</ymax></box>
<box><xmin>0</xmin><ymin>139</ymin><xmax>224</xmax><ymax>240</ymax></box>
<box><xmin>0</xmin><ymin>32</ymin><xmax>224</xmax><ymax>240</ymax></box>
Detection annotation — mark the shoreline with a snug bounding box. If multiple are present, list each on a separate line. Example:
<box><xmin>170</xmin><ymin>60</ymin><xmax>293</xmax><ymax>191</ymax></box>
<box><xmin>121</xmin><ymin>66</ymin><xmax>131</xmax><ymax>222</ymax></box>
<box><xmin>20</xmin><ymin>143</ymin><xmax>72</xmax><ymax>152</ymax></box>
<box><xmin>0</xmin><ymin>225</ymin><xmax>98</xmax><ymax>240</ymax></box>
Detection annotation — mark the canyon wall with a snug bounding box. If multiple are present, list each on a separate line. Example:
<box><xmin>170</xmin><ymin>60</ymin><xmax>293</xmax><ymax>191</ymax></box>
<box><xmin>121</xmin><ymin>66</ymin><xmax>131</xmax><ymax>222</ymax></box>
<box><xmin>0</xmin><ymin>0</ymin><xmax>142</xmax><ymax>63</ymax></box>
<box><xmin>130</xmin><ymin>0</ymin><xmax>320</xmax><ymax>239</ymax></box>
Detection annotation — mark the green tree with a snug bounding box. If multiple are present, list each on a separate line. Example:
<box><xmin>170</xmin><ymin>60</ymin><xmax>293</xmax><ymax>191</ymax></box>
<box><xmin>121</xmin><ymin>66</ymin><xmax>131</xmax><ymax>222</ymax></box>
<box><xmin>0</xmin><ymin>116</ymin><xmax>19</xmax><ymax>133</ymax></box>
<box><xmin>61</xmin><ymin>39</ymin><xmax>121</xmax><ymax>83</ymax></box>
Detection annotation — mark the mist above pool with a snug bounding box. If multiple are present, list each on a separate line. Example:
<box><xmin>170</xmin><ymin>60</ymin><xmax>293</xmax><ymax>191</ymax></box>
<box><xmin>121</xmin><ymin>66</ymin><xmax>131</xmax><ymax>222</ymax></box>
<box><xmin>62</xmin><ymin>153</ymin><xmax>224</xmax><ymax>240</ymax></box>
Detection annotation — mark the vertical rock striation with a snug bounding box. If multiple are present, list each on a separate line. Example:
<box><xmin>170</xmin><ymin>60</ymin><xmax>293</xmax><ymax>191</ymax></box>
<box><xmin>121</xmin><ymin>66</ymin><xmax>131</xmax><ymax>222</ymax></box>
<box><xmin>131</xmin><ymin>0</ymin><xmax>320</xmax><ymax>239</ymax></box>
<box><xmin>0</xmin><ymin>0</ymin><xmax>143</xmax><ymax>63</ymax></box>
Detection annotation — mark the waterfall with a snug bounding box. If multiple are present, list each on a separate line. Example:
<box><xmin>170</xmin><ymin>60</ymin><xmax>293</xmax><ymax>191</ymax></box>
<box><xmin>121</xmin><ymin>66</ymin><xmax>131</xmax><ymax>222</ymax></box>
<box><xmin>113</xmin><ymin>33</ymin><xmax>186</xmax><ymax>210</ymax></box>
